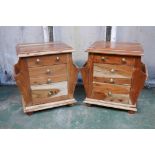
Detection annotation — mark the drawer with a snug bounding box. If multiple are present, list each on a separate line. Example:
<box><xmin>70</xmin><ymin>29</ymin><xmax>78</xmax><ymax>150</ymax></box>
<box><xmin>27</xmin><ymin>54</ymin><xmax>67</xmax><ymax>67</ymax></box>
<box><xmin>28</xmin><ymin>64</ymin><xmax>67</xmax><ymax>78</ymax></box>
<box><xmin>31</xmin><ymin>81</ymin><xmax>68</xmax><ymax>103</ymax></box>
<box><xmin>93</xmin><ymin>63</ymin><xmax>133</xmax><ymax>79</ymax></box>
<box><xmin>93</xmin><ymin>54</ymin><xmax>135</xmax><ymax>66</ymax></box>
<box><xmin>30</xmin><ymin>74</ymin><xmax>67</xmax><ymax>85</ymax></box>
<box><xmin>93</xmin><ymin>82</ymin><xmax>130</xmax><ymax>95</ymax></box>
<box><xmin>92</xmin><ymin>82</ymin><xmax>130</xmax><ymax>104</ymax></box>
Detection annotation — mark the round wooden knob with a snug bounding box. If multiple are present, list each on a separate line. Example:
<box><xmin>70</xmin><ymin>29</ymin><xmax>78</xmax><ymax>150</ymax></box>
<box><xmin>36</xmin><ymin>58</ymin><xmax>40</xmax><ymax>63</ymax></box>
<box><xmin>47</xmin><ymin>78</ymin><xmax>52</xmax><ymax>83</ymax></box>
<box><xmin>101</xmin><ymin>57</ymin><xmax>106</xmax><ymax>61</ymax></box>
<box><xmin>122</xmin><ymin>58</ymin><xmax>126</xmax><ymax>62</ymax></box>
<box><xmin>46</xmin><ymin>69</ymin><xmax>51</xmax><ymax>74</ymax></box>
<box><xmin>56</xmin><ymin>57</ymin><xmax>60</xmax><ymax>61</ymax></box>
<box><xmin>108</xmin><ymin>91</ymin><xmax>112</xmax><ymax>96</ymax></box>
<box><xmin>110</xmin><ymin>78</ymin><xmax>114</xmax><ymax>83</ymax></box>
<box><xmin>110</xmin><ymin>69</ymin><xmax>115</xmax><ymax>73</ymax></box>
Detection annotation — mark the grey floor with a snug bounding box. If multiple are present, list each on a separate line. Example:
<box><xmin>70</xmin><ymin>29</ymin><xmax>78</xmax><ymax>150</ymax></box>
<box><xmin>0</xmin><ymin>84</ymin><xmax>155</xmax><ymax>129</ymax></box>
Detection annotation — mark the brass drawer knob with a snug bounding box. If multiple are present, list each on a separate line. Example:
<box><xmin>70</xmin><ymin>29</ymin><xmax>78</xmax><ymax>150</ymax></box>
<box><xmin>46</xmin><ymin>69</ymin><xmax>51</xmax><ymax>74</ymax></box>
<box><xmin>108</xmin><ymin>91</ymin><xmax>112</xmax><ymax>96</ymax></box>
<box><xmin>101</xmin><ymin>56</ymin><xmax>106</xmax><ymax>61</ymax></box>
<box><xmin>56</xmin><ymin>56</ymin><xmax>60</xmax><ymax>61</ymax></box>
<box><xmin>48</xmin><ymin>92</ymin><xmax>52</xmax><ymax>96</ymax></box>
<box><xmin>47</xmin><ymin>78</ymin><xmax>52</xmax><ymax>83</ymax></box>
<box><xmin>122</xmin><ymin>58</ymin><xmax>126</xmax><ymax>63</ymax></box>
<box><xmin>36</xmin><ymin>58</ymin><xmax>40</xmax><ymax>63</ymax></box>
<box><xmin>110</xmin><ymin>78</ymin><xmax>114</xmax><ymax>83</ymax></box>
<box><xmin>110</xmin><ymin>69</ymin><xmax>115</xmax><ymax>73</ymax></box>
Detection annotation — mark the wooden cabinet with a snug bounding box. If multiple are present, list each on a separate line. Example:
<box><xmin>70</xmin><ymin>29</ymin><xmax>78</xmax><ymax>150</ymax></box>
<box><xmin>14</xmin><ymin>42</ymin><xmax>78</xmax><ymax>114</ymax></box>
<box><xmin>81</xmin><ymin>41</ymin><xmax>147</xmax><ymax>113</ymax></box>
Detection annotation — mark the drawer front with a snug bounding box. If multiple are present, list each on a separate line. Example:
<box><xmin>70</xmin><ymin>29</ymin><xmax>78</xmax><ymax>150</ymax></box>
<box><xmin>29</xmin><ymin>64</ymin><xmax>67</xmax><ymax>78</ymax></box>
<box><xmin>30</xmin><ymin>75</ymin><xmax>67</xmax><ymax>85</ymax></box>
<box><xmin>27</xmin><ymin>54</ymin><xmax>67</xmax><ymax>67</ymax></box>
<box><xmin>93</xmin><ymin>63</ymin><xmax>133</xmax><ymax>79</ymax></box>
<box><xmin>93</xmin><ymin>54</ymin><xmax>135</xmax><ymax>66</ymax></box>
<box><xmin>31</xmin><ymin>81</ymin><xmax>68</xmax><ymax>103</ymax></box>
<box><xmin>92</xmin><ymin>82</ymin><xmax>130</xmax><ymax>104</ymax></box>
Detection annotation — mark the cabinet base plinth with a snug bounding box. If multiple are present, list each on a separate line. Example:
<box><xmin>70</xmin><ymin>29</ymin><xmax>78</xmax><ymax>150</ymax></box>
<box><xmin>23</xmin><ymin>98</ymin><xmax>77</xmax><ymax>113</ymax></box>
<box><xmin>84</xmin><ymin>98</ymin><xmax>137</xmax><ymax>112</ymax></box>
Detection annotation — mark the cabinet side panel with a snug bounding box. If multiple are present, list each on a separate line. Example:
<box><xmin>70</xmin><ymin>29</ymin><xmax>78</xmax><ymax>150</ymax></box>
<box><xmin>14</xmin><ymin>58</ymin><xmax>32</xmax><ymax>106</ymax></box>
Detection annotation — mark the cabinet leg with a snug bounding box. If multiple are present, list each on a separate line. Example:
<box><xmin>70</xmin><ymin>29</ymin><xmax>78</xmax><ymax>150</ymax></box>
<box><xmin>26</xmin><ymin>112</ymin><xmax>33</xmax><ymax>116</ymax></box>
<box><xmin>68</xmin><ymin>103</ymin><xmax>74</xmax><ymax>107</ymax></box>
<box><xmin>86</xmin><ymin>103</ymin><xmax>92</xmax><ymax>107</ymax></box>
<box><xmin>128</xmin><ymin>110</ymin><xmax>136</xmax><ymax>114</ymax></box>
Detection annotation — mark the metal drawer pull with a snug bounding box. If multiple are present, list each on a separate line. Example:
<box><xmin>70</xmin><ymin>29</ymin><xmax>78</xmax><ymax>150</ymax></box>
<box><xmin>110</xmin><ymin>78</ymin><xmax>114</xmax><ymax>83</ymax></box>
<box><xmin>101</xmin><ymin>56</ymin><xmax>106</xmax><ymax>61</ymax></box>
<box><xmin>48</xmin><ymin>92</ymin><xmax>52</xmax><ymax>96</ymax></box>
<box><xmin>46</xmin><ymin>69</ymin><xmax>51</xmax><ymax>74</ymax></box>
<box><xmin>108</xmin><ymin>91</ymin><xmax>112</xmax><ymax>96</ymax></box>
<box><xmin>110</xmin><ymin>69</ymin><xmax>115</xmax><ymax>73</ymax></box>
<box><xmin>56</xmin><ymin>56</ymin><xmax>60</xmax><ymax>61</ymax></box>
<box><xmin>36</xmin><ymin>58</ymin><xmax>40</xmax><ymax>63</ymax></box>
<box><xmin>47</xmin><ymin>78</ymin><xmax>52</xmax><ymax>83</ymax></box>
<box><xmin>122</xmin><ymin>58</ymin><xmax>126</xmax><ymax>62</ymax></box>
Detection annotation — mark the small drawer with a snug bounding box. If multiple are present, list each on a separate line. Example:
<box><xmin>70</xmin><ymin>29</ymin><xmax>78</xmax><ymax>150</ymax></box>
<box><xmin>30</xmin><ymin>75</ymin><xmax>67</xmax><ymax>85</ymax></box>
<box><xmin>28</xmin><ymin>64</ymin><xmax>67</xmax><ymax>78</ymax></box>
<box><xmin>93</xmin><ymin>54</ymin><xmax>135</xmax><ymax>66</ymax></box>
<box><xmin>93</xmin><ymin>77</ymin><xmax>131</xmax><ymax>85</ymax></box>
<box><xmin>27</xmin><ymin>54</ymin><xmax>67</xmax><ymax>67</ymax></box>
<box><xmin>93</xmin><ymin>63</ymin><xmax>134</xmax><ymax>79</ymax></box>
<box><xmin>92</xmin><ymin>82</ymin><xmax>130</xmax><ymax>104</ymax></box>
<box><xmin>31</xmin><ymin>81</ymin><xmax>68</xmax><ymax>103</ymax></box>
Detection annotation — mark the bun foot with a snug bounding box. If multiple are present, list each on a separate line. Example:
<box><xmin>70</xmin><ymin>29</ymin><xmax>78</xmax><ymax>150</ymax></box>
<box><xmin>86</xmin><ymin>103</ymin><xmax>92</xmax><ymax>107</ymax></box>
<box><xmin>128</xmin><ymin>110</ymin><xmax>136</xmax><ymax>114</ymax></box>
<box><xmin>26</xmin><ymin>112</ymin><xmax>33</xmax><ymax>116</ymax></box>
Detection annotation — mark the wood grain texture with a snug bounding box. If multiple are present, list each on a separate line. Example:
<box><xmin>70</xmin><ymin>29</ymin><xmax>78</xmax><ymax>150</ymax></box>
<box><xmin>16</xmin><ymin>42</ymin><xmax>74</xmax><ymax>57</ymax></box>
<box><xmin>14</xmin><ymin>59</ymin><xmax>32</xmax><ymax>106</ymax></box>
<box><xmin>30</xmin><ymin>74</ymin><xmax>67</xmax><ymax>85</ymax></box>
<box><xmin>93</xmin><ymin>63</ymin><xmax>133</xmax><ymax>78</ymax></box>
<box><xmin>87</xmin><ymin>41</ymin><xmax>144</xmax><ymax>56</ymax></box>
<box><xmin>27</xmin><ymin>54</ymin><xmax>67</xmax><ymax>67</ymax></box>
<box><xmin>31</xmin><ymin>81</ymin><xmax>68</xmax><ymax>103</ymax></box>
<box><xmin>67</xmin><ymin>54</ymin><xmax>79</xmax><ymax>98</ymax></box>
<box><xmin>93</xmin><ymin>54</ymin><xmax>135</xmax><ymax>66</ymax></box>
<box><xmin>23</xmin><ymin>98</ymin><xmax>76</xmax><ymax>113</ymax></box>
<box><xmin>130</xmin><ymin>63</ymin><xmax>147</xmax><ymax>104</ymax></box>
<box><xmin>84</xmin><ymin>98</ymin><xmax>137</xmax><ymax>111</ymax></box>
<box><xmin>93</xmin><ymin>76</ymin><xmax>131</xmax><ymax>85</ymax></box>
<box><xmin>28</xmin><ymin>64</ymin><xmax>67</xmax><ymax>78</ymax></box>
<box><xmin>93</xmin><ymin>82</ymin><xmax>130</xmax><ymax>94</ymax></box>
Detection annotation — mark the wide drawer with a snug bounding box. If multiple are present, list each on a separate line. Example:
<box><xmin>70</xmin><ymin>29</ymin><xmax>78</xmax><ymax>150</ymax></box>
<box><xmin>28</xmin><ymin>64</ymin><xmax>67</xmax><ymax>78</ymax></box>
<box><xmin>31</xmin><ymin>81</ymin><xmax>68</xmax><ymax>103</ymax></box>
<box><xmin>93</xmin><ymin>63</ymin><xmax>133</xmax><ymax>81</ymax></box>
<box><xmin>93</xmin><ymin>54</ymin><xmax>135</xmax><ymax>66</ymax></box>
<box><xmin>27</xmin><ymin>54</ymin><xmax>67</xmax><ymax>67</ymax></box>
<box><xmin>92</xmin><ymin>82</ymin><xmax>130</xmax><ymax>104</ymax></box>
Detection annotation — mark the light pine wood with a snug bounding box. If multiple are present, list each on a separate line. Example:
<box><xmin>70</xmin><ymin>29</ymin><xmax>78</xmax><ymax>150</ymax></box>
<box><xmin>28</xmin><ymin>64</ymin><xmax>67</xmax><ymax>78</ymax></box>
<box><xmin>93</xmin><ymin>63</ymin><xmax>133</xmax><ymax>78</ymax></box>
<box><xmin>27</xmin><ymin>54</ymin><xmax>67</xmax><ymax>67</ymax></box>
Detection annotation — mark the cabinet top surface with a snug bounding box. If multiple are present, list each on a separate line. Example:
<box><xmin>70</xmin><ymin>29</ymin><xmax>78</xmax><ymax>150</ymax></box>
<box><xmin>87</xmin><ymin>41</ymin><xmax>144</xmax><ymax>56</ymax></box>
<box><xmin>16</xmin><ymin>42</ymin><xmax>74</xmax><ymax>57</ymax></box>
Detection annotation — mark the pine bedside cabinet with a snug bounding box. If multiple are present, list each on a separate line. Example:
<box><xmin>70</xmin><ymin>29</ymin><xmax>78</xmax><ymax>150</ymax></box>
<box><xmin>14</xmin><ymin>42</ymin><xmax>78</xmax><ymax>115</ymax></box>
<box><xmin>81</xmin><ymin>41</ymin><xmax>147</xmax><ymax>113</ymax></box>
